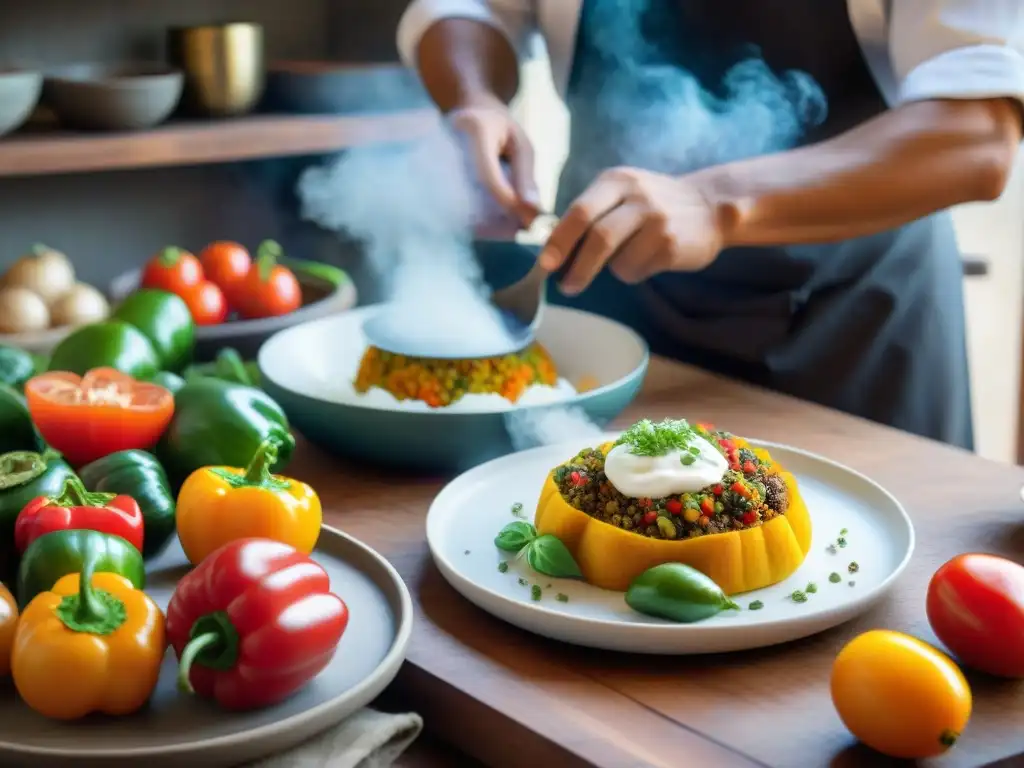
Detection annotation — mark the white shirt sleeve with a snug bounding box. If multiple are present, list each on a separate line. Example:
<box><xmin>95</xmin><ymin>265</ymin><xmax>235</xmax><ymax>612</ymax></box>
<box><xmin>397</xmin><ymin>0</ymin><xmax>537</xmax><ymax>70</ymax></box>
<box><xmin>890</xmin><ymin>1</ymin><xmax>1024</xmax><ymax>104</ymax></box>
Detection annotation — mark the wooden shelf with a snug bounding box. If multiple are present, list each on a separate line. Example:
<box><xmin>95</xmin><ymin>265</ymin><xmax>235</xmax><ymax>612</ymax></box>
<box><xmin>0</xmin><ymin>110</ymin><xmax>441</xmax><ymax>178</ymax></box>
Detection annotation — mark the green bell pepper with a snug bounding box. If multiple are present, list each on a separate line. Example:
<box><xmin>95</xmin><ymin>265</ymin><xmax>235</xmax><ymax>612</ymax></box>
<box><xmin>0</xmin><ymin>448</ymin><xmax>75</xmax><ymax>584</ymax></box>
<box><xmin>150</xmin><ymin>370</ymin><xmax>186</xmax><ymax>394</ymax></box>
<box><xmin>112</xmin><ymin>289</ymin><xmax>195</xmax><ymax>373</ymax></box>
<box><xmin>17</xmin><ymin>528</ymin><xmax>145</xmax><ymax>608</ymax></box>
<box><xmin>625</xmin><ymin>563</ymin><xmax>740</xmax><ymax>623</ymax></box>
<box><xmin>0</xmin><ymin>383</ymin><xmax>41</xmax><ymax>455</ymax></box>
<box><xmin>156</xmin><ymin>377</ymin><xmax>295</xmax><ymax>489</ymax></box>
<box><xmin>78</xmin><ymin>450</ymin><xmax>176</xmax><ymax>560</ymax></box>
<box><xmin>183</xmin><ymin>347</ymin><xmax>261</xmax><ymax>388</ymax></box>
<box><xmin>0</xmin><ymin>345</ymin><xmax>37</xmax><ymax>391</ymax></box>
<box><xmin>47</xmin><ymin>320</ymin><xmax>160</xmax><ymax>380</ymax></box>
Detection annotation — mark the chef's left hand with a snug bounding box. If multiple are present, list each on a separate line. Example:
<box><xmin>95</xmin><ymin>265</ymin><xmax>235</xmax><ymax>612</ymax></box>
<box><xmin>539</xmin><ymin>167</ymin><xmax>724</xmax><ymax>295</ymax></box>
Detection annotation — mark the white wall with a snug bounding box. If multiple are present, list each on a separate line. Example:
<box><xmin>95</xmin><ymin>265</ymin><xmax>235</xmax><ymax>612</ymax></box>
<box><xmin>513</xmin><ymin>53</ymin><xmax>1024</xmax><ymax>464</ymax></box>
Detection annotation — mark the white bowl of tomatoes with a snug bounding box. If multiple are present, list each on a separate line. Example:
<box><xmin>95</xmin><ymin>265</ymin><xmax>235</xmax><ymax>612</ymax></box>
<box><xmin>109</xmin><ymin>240</ymin><xmax>358</xmax><ymax>361</ymax></box>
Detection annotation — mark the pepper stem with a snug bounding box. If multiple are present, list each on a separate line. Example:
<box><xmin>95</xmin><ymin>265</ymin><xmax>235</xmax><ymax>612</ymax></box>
<box><xmin>52</xmin><ymin>476</ymin><xmax>115</xmax><ymax>508</ymax></box>
<box><xmin>177</xmin><ymin>632</ymin><xmax>220</xmax><ymax>694</ymax></box>
<box><xmin>254</xmin><ymin>240</ymin><xmax>283</xmax><ymax>281</ymax></box>
<box><xmin>0</xmin><ymin>451</ymin><xmax>46</xmax><ymax>491</ymax></box>
<box><xmin>243</xmin><ymin>439</ymin><xmax>278</xmax><ymax>484</ymax></box>
<box><xmin>30</xmin><ymin>243</ymin><xmax>49</xmax><ymax>258</ymax></box>
<box><xmin>158</xmin><ymin>246</ymin><xmax>182</xmax><ymax>267</ymax></box>
<box><xmin>54</xmin><ymin>551</ymin><xmax>127</xmax><ymax>636</ymax></box>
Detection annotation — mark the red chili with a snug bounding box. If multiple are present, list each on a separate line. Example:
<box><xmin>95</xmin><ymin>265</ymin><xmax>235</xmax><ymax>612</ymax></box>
<box><xmin>742</xmin><ymin>460</ymin><xmax>757</xmax><ymax>474</ymax></box>
<box><xmin>638</xmin><ymin>498</ymin><xmax>652</xmax><ymax>508</ymax></box>
<box><xmin>666</xmin><ymin>499</ymin><xmax>682</xmax><ymax>515</ymax></box>
<box><xmin>167</xmin><ymin>538</ymin><xmax>349</xmax><ymax>711</ymax></box>
<box><xmin>643</xmin><ymin>510</ymin><xmax>658</xmax><ymax>525</ymax></box>
<box><xmin>719</xmin><ymin>438</ymin><xmax>735</xmax><ymax>451</ymax></box>
<box><xmin>15</xmin><ymin>476</ymin><xmax>144</xmax><ymax>554</ymax></box>
<box><xmin>712</xmin><ymin>484</ymin><xmax>723</xmax><ymax>496</ymax></box>
<box><xmin>741</xmin><ymin>512</ymin><xmax>758</xmax><ymax>526</ymax></box>
<box><xmin>700</xmin><ymin>497</ymin><xmax>715</xmax><ymax>516</ymax></box>
<box><xmin>731</xmin><ymin>482</ymin><xmax>752</xmax><ymax>499</ymax></box>
<box><xmin>570</xmin><ymin>470</ymin><xmax>587</xmax><ymax>487</ymax></box>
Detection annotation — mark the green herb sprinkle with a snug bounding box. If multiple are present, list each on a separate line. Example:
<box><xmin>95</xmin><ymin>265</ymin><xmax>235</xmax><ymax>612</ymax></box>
<box><xmin>497</xmin><ymin>561</ymin><xmax>509</xmax><ymax>573</ymax></box>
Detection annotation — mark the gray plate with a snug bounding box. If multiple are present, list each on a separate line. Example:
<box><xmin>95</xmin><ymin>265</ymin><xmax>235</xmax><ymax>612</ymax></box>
<box><xmin>0</xmin><ymin>526</ymin><xmax>413</xmax><ymax>767</ymax></box>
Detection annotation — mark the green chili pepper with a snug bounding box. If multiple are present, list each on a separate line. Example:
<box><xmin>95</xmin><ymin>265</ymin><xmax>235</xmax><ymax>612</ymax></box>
<box><xmin>77</xmin><ymin>450</ymin><xmax>176</xmax><ymax>559</ymax></box>
<box><xmin>156</xmin><ymin>377</ymin><xmax>295</xmax><ymax>489</ymax></box>
<box><xmin>112</xmin><ymin>289</ymin><xmax>195</xmax><ymax>373</ymax></box>
<box><xmin>47</xmin><ymin>320</ymin><xmax>160</xmax><ymax>380</ymax></box>
<box><xmin>0</xmin><ymin>345</ymin><xmax>37</xmax><ymax>391</ymax></box>
<box><xmin>0</xmin><ymin>383</ymin><xmax>42</xmax><ymax>455</ymax></box>
<box><xmin>625</xmin><ymin>563</ymin><xmax>740</xmax><ymax>623</ymax></box>
<box><xmin>17</xmin><ymin>529</ymin><xmax>145</xmax><ymax>608</ymax></box>
<box><xmin>182</xmin><ymin>347</ymin><xmax>260</xmax><ymax>388</ymax></box>
<box><xmin>149</xmin><ymin>370</ymin><xmax>186</xmax><ymax>394</ymax></box>
<box><xmin>0</xmin><ymin>448</ymin><xmax>75</xmax><ymax>583</ymax></box>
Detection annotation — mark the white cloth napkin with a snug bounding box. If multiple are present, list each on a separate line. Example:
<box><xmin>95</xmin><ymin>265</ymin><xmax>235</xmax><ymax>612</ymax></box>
<box><xmin>247</xmin><ymin>708</ymin><xmax>424</xmax><ymax>768</ymax></box>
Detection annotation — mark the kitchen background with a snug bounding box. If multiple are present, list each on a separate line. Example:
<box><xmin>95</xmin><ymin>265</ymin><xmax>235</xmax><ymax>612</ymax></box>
<box><xmin>1</xmin><ymin>0</ymin><xmax>1021</xmax><ymax>463</ymax></box>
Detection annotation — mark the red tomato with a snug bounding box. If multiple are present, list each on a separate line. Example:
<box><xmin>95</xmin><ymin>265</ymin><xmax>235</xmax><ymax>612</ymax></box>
<box><xmin>141</xmin><ymin>247</ymin><xmax>203</xmax><ymax>295</ymax></box>
<box><xmin>199</xmin><ymin>241</ymin><xmax>251</xmax><ymax>303</ymax></box>
<box><xmin>926</xmin><ymin>553</ymin><xmax>1024</xmax><ymax>678</ymax></box>
<box><xmin>180</xmin><ymin>280</ymin><xmax>228</xmax><ymax>326</ymax></box>
<box><xmin>236</xmin><ymin>240</ymin><xmax>302</xmax><ymax>319</ymax></box>
<box><xmin>25</xmin><ymin>367</ymin><xmax>174</xmax><ymax>467</ymax></box>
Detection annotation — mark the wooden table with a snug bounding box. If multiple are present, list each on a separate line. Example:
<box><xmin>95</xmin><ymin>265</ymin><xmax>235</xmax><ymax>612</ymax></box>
<box><xmin>298</xmin><ymin>356</ymin><xmax>1024</xmax><ymax>768</ymax></box>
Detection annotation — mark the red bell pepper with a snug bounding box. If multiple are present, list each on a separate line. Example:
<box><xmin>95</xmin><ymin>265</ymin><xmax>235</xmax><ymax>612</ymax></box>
<box><xmin>24</xmin><ymin>367</ymin><xmax>174</xmax><ymax>467</ymax></box>
<box><xmin>14</xmin><ymin>476</ymin><xmax>145</xmax><ymax>555</ymax></box>
<box><xmin>167</xmin><ymin>537</ymin><xmax>348</xmax><ymax>711</ymax></box>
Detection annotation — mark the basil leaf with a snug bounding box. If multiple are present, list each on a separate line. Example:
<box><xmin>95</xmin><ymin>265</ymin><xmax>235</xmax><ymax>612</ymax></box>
<box><xmin>526</xmin><ymin>535</ymin><xmax>583</xmax><ymax>579</ymax></box>
<box><xmin>494</xmin><ymin>521</ymin><xmax>537</xmax><ymax>553</ymax></box>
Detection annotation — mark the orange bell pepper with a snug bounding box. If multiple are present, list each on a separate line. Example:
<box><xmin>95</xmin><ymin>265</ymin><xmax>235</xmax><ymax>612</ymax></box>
<box><xmin>11</xmin><ymin>555</ymin><xmax>165</xmax><ymax>719</ymax></box>
<box><xmin>0</xmin><ymin>583</ymin><xmax>17</xmax><ymax>677</ymax></box>
<box><xmin>176</xmin><ymin>439</ymin><xmax>322</xmax><ymax>565</ymax></box>
<box><xmin>535</xmin><ymin>444</ymin><xmax>812</xmax><ymax>594</ymax></box>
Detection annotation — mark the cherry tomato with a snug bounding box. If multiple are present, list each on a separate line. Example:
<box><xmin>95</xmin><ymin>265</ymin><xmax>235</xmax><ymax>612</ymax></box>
<box><xmin>831</xmin><ymin>630</ymin><xmax>971</xmax><ymax>759</ymax></box>
<box><xmin>236</xmin><ymin>240</ymin><xmax>302</xmax><ymax>319</ymax></box>
<box><xmin>180</xmin><ymin>280</ymin><xmax>228</xmax><ymax>326</ymax></box>
<box><xmin>926</xmin><ymin>553</ymin><xmax>1024</xmax><ymax>678</ymax></box>
<box><xmin>141</xmin><ymin>246</ymin><xmax>203</xmax><ymax>295</ymax></box>
<box><xmin>25</xmin><ymin>367</ymin><xmax>175</xmax><ymax>467</ymax></box>
<box><xmin>199</xmin><ymin>241</ymin><xmax>251</xmax><ymax>304</ymax></box>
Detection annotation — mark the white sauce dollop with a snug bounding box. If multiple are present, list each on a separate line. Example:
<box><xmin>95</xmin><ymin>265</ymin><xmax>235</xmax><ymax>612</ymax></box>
<box><xmin>604</xmin><ymin>433</ymin><xmax>729</xmax><ymax>498</ymax></box>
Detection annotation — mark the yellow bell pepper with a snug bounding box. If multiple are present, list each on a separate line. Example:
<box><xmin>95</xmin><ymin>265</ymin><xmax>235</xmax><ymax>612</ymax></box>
<box><xmin>535</xmin><ymin>445</ymin><xmax>812</xmax><ymax>594</ymax></box>
<box><xmin>0</xmin><ymin>583</ymin><xmax>17</xmax><ymax>677</ymax></box>
<box><xmin>177</xmin><ymin>439</ymin><xmax>322</xmax><ymax>566</ymax></box>
<box><xmin>11</xmin><ymin>556</ymin><xmax>165</xmax><ymax>720</ymax></box>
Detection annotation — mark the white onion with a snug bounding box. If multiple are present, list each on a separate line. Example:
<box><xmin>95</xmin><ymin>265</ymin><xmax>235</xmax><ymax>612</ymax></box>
<box><xmin>0</xmin><ymin>286</ymin><xmax>50</xmax><ymax>333</ymax></box>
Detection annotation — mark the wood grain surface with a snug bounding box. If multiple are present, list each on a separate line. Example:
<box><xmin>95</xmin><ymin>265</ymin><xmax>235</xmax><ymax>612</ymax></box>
<box><xmin>302</xmin><ymin>357</ymin><xmax>1024</xmax><ymax>768</ymax></box>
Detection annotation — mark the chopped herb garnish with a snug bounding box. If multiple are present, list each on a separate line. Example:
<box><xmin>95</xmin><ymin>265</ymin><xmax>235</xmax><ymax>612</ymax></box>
<box><xmin>848</xmin><ymin>561</ymin><xmax>859</xmax><ymax>574</ymax></box>
<box><xmin>511</xmin><ymin>502</ymin><xmax>524</xmax><ymax>518</ymax></box>
<box><xmin>837</xmin><ymin>537</ymin><xmax>848</xmax><ymax>548</ymax></box>
<box><xmin>806</xmin><ymin>582</ymin><xmax>818</xmax><ymax>594</ymax></box>
<box><xmin>615</xmin><ymin>418</ymin><xmax>701</xmax><ymax>458</ymax></box>
<box><xmin>839</xmin><ymin>527</ymin><xmax>848</xmax><ymax>536</ymax></box>
<box><xmin>790</xmin><ymin>590</ymin><xmax>808</xmax><ymax>603</ymax></box>
<box><xmin>749</xmin><ymin>600</ymin><xmax>764</xmax><ymax>610</ymax></box>
<box><xmin>680</xmin><ymin>454</ymin><xmax>696</xmax><ymax>466</ymax></box>
<box><xmin>556</xmin><ymin>593</ymin><xmax>569</xmax><ymax>603</ymax></box>
<box><xmin>517</xmin><ymin>577</ymin><xmax>528</xmax><ymax>587</ymax></box>
<box><xmin>497</xmin><ymin>561</ymin><xmax>509</xmax><ymax>573</ymax></box>
<box><xmin>829</xmin><ymin>572</ymin><xmax>842</xmax><ymax>583</ymax></box>
<box><xmin>530</xmin><ymin>584</ymin><xmax>542</xmax><ymax>601</ymax></box>
<box><xmin>826</xmin><ymin>544</ymin><xmax>838</xmax><ymax>555</ymax></box>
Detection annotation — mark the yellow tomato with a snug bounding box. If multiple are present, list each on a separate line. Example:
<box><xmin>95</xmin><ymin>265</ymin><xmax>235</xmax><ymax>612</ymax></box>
<box><xmin>831</xmin><ymin>630</ymin><xmax>972</xmax><ymax>759</ymax></box>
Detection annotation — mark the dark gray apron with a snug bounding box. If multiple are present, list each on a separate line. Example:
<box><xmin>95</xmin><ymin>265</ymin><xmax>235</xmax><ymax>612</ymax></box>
<box><xmin>548</xmin><ymin>0</ymin><xmax>974</xmax><ymax>449</ymax></box>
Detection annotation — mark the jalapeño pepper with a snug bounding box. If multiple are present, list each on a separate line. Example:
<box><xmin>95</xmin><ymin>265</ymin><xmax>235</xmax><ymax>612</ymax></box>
<box><xmin>625</xmin><ymin>563</ymin><xmax>740</xmax><ymax>623</ymax></box>
<box><xmin>78</xmin><ymin>450</ymin><xmax>176</xmax><ymax>559</ymax></box>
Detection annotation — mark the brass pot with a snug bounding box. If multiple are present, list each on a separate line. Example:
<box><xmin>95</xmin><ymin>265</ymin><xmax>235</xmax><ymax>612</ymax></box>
<box><xmin>168</xmin><ymin>22</ymin><xmax>265</xmax><ymax>117</ymax></box>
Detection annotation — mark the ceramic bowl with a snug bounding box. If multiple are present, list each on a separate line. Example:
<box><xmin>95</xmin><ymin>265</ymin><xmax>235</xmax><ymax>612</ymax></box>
<box><xmin>261</xmin><ymin>61</ymin><xmax>430</xmax><ymax>115</ymax></box>
<box><xmin>0</xmin><ymin>69</ymin><xmax>42</xmax><ymax>137</ymax></box>
<box><xmin>109</xmin><ymin>261</ymin><xmax>357</xmax><ymax>362</ymax></box>
<box><xmin>258</xmin><ymin>305</ymin><xmax>649</xmax><ymax>474</ymax></box>
<box><xmin>44</xmin><ymin>62</ymin><xmax>183</xmax><ymax>131</ymax></box>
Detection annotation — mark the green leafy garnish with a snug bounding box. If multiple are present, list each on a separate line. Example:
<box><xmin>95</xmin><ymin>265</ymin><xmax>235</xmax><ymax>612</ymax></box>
<box><xmin>829</xmin><ymin>572</ymin><xmax>841</xmax><ymax>583</ymax></box>
<box><xmin>526</xmin><ymin>535</ymin><xmax>583</xmax><ymax>579</ymax></box>
<box><xmin>511</xmin><ymin>502</ymin><xmax>525</xmax><ymax>518</ymax></box>
<box><xmin>848</xmin><ymin>561</ymin><xmax>859</xmax><ymax>573</ymax></box>
<box><xmin>556</xmin><ymin>593</ymin><xmax>569</xmax><ymax>603</ymax></box>
<box><xmin>806</xmin><ymin>582</ymin><xmax>818</xmax><ymax>594</ymax></box>
<box><xmin>615</xmin><ymin>418</ymin><xmax>701</xmax><ymax>460</ymax></box>
<box><xmin>494</xmin><ymin>521</ymin><xmax>537</xmax><ymax>553</ymax></box>
<box><xmin>530</xmin><ymin>584</ymin><xmax>542</xmax><ymax>601</ymax></box>
<box><xmin>497</xmin><ymin>561</ymin><xmax>509</xmax><ymax>573</ymax></box>
<box><xmin>790</xmin><ymin>590</ymin><xmax>808</xmax><ymax>603</ymax></box>
<box><xmin>748</xmin><ymin>600</ymin><xmax>764</xmax><ymax>610</ymax></box>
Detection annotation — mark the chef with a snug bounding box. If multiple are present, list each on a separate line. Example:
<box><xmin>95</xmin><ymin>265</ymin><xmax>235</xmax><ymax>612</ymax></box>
<box><xmin>396</xmin><ymin>1</ymin><xmax>1024</xmax><ymax>450</ymax></box>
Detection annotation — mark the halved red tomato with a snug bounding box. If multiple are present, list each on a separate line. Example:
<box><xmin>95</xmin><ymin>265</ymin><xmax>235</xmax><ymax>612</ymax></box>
<box><xmin>926</xmin><ymin>553</ymin><xmax>1024</xmax><ymax>678</ymax></box>
<box><xmin>25</xmin><ymin>367</ymin><xmax>174</xmax><ymax>467</ymax></box>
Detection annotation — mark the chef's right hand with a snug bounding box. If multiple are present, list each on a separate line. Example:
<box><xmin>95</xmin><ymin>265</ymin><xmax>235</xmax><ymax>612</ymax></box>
<box><xmin>450</xmin><ymin>97</ymin><xmax>542</xmax><ymax>227</ymax></box>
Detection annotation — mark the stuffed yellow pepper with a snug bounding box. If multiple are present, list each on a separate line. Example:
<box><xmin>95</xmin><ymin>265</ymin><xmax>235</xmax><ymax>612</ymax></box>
<box><xmin>11</xmin><ymin>555</ymin><xmax>165</xmax><ymax>720</ymax></box>
<box><xmin>535</xmin><ymin>419</ymin><xmax>812</xmax><ymax>594</ymax></box>
<box><xmin>176</xmin><ymin>439</ymin><xmax>322</xmax><ymax>565</ymax></box>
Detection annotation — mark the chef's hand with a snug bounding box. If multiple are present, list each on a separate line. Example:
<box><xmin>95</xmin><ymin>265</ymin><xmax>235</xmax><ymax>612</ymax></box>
<box><xmin>540</xmin><ymin>167</ymin><xmax>725</xmax><ymax>295</ymax></box>
<box><xmin>449</xmin><ymin>98</ymin><xmax>542</xmax><ymax>227</ymax></box>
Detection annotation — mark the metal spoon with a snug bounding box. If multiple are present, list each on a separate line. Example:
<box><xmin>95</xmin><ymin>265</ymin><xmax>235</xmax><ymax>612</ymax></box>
<box><xmin>362</xmin><ymin>215</ymin><xmax>558</xmax><ymax>360</ymax></box>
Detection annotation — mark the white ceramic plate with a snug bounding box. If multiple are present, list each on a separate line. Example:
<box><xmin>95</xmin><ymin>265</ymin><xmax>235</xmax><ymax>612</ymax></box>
<box><xmin>427</xmin><ymin>434</ymin><xmax>915</xmax><ymax>654</ymax></box>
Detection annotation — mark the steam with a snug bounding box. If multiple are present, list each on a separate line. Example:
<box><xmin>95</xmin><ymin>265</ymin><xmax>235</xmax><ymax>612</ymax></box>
<box><xmin>297</xmin><ymin>128</ymin><xmax>518</xmax><ymax>358</ymax></box>
<box><xmin>504</xmin><ymin>405</ymin><xmax>604</xmax><ymax>452</ymax></box>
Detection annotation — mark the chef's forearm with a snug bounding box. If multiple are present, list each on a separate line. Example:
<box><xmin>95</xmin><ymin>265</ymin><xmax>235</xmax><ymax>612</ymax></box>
<box><xmin>415</xmin><ymin>18</ymin><xmax>520</xmax><ymax>113</ymax></box>
<box><xmin>694</xmin><ymin>99</ymin><xmax>1022</xmax><ymax>248</ymax></box>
